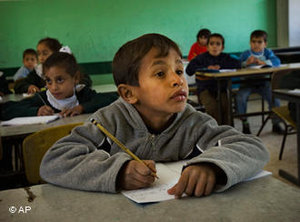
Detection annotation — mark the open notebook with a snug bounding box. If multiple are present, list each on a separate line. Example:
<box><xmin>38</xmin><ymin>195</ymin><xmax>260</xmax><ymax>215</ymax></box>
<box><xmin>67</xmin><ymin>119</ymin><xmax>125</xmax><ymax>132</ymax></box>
<box><xmin>122</xmin><ymin>161</ymin><xmax>271</xmax><ymax>204</ymax></box>
<box><xmin>0</xmin><ymin>115</ymin><xmax>60</xmax><ymax>126</ymax></box>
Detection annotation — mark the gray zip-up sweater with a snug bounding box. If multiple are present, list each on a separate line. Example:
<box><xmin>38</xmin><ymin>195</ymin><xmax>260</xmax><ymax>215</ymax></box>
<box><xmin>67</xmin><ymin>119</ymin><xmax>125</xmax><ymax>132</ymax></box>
<box><xmin>40</xmin><ymin>98</ymin><xmax>269</xmax><ymax>193</ymax></box>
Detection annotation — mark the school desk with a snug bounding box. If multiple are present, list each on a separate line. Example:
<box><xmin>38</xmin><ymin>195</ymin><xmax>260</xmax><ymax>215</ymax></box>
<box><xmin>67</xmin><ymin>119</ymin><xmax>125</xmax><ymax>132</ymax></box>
<box><xmin>0</xmin><ymin>114</ymin><xmax>90</xmax><ymax>172</ymax></box>
<box><xmin>0</xmin><ymin>93</ymin><xmax>26</xmax><ymax>104</ymax></box>
<box><xmin>195</xmin><ymin>63</ymin><xmax>300</xmax><ymax>126</ymax></box>
<box><xmin>0</xmin><ymin>176</ymin><xmax>299</xmax><ymax>222</ymax></box>
<box><xmin>273</xmin><ymin>89</ymin><xmax>300</xmax><ymax>186</ymax></box>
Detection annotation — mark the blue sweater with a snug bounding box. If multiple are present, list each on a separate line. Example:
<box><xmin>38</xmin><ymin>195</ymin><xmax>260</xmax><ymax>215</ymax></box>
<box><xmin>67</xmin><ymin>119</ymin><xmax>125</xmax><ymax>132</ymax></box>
<box><xmin>240</xmin><ymin>48</ymin><xmax>281</xmax><ymax>67</ymax></box>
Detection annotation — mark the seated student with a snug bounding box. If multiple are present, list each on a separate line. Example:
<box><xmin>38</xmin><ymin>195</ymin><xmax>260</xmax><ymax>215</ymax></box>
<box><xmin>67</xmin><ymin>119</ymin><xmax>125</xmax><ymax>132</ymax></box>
<box><xmin>1</xmin><ymin>52</ymin><xmax>117</xmax><ymax>120</ymax></box>
<box><xmin>236</xmin><ymin>30</ymin><xmax>283</xmax><ymax>134</ymax></box>
<box><xmin>40</xmin><ymin>33</ymin><xmax>268</xmax><ymax>198</ymax></box>
<box><xmin>186</xmin><ymin>33</ymin><xmax>241</xmax><ymax>125</ymax></box>
<box><xmin>14</xmin><ymin>37</ymin><xmax>92</xmax><ymax>94</ymax></box>
<box><xmin>187</xmin><ymin>28</ymin><xmax>211</xmax><ymax>61</ymax></box>
<box><xmin>13</xmin><ymin>49</ymin><xmax>38</xmax><ymax>81</ymax></box>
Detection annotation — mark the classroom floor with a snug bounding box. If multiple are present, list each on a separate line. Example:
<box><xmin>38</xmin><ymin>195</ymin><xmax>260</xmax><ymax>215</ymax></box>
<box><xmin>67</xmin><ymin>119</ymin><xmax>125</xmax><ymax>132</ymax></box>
<box><xmin>234</xmin><ymin>96</ymin><xmax>298</xmax><ymax>188</ymax></box>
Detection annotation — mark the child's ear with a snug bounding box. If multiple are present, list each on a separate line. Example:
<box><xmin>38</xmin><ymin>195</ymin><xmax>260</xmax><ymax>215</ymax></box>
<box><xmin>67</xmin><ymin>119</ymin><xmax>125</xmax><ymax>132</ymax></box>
<box><xmin>74</xmin><ymin>71</ymin><xmax>80</xmax><ymax>84</ymax></box>
<box><xmin>118</xmin><ymin>84</ymin><xmax>138</xmax><ymax>104</ymax></box>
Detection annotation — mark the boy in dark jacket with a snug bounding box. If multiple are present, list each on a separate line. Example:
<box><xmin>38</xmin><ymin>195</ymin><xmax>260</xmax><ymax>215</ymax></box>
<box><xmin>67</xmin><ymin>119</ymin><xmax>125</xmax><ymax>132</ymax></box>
<box><xmin>186</xmin><ymin>33</ymin><xmax>241</xmax><ymax>125</ymax></box>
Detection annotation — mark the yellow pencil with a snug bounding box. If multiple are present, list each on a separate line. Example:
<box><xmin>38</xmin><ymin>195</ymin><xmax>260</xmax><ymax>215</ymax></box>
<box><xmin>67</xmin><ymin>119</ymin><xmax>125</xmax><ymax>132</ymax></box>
<box><xmin>90</xmin><ymin>118</ymin><xmax>158</xmax><ymax>179</ymax></box>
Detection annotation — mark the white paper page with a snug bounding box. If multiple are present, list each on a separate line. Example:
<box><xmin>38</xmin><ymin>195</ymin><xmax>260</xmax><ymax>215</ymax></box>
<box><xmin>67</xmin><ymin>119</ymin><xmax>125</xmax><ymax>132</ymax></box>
<box><xmin>0</xmin><ymin>115</ymin><xmax>59</xmax><ymax>126</ymax></box>
<box><xmin>288</xmin><ymin>88</ymin><xmax>300</xmax><ymax>94</ymax></box>
<box><xmin>244</xmin><ymin>170</ymin><xmax>272</xmax><ymax>181</ymax></box>
<box><xmin>121</xmin><ymin>163</ymin><xmax>184</xmax><ymax>203</ymax></box>
<box><xmin>219</xmin><ymin>69</ymin><xmax>237</xmax><ymax>73</ymax></box>
<box><xmin>247</xmin><ymin>65</ymin><xmax>265</xmax><ymax>69</ymax></box>
<box><xmin>122</xmin><ymin>161</ymin><xmax>271</xmax><ymax>204</ymax></box>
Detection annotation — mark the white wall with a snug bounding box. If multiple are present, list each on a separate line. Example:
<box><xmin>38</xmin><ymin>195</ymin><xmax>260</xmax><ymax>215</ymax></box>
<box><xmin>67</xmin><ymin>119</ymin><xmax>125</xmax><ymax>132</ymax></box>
<box><xmin>289</xmin><ymin>0</ymin><xmax>300</xmax><ymax>46</ymax></box>
<box><xmin>277</xmin><ymin>0</ymin><xmax>300</xmax><ymax>47</ymax></box>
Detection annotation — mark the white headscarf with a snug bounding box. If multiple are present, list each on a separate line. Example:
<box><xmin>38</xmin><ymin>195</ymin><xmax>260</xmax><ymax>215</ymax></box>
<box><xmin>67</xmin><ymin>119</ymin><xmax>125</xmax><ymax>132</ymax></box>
<box><xmin>46</xmin><ymin>89</ymin><xmax>79</xmax><ymax>111</ymax></box>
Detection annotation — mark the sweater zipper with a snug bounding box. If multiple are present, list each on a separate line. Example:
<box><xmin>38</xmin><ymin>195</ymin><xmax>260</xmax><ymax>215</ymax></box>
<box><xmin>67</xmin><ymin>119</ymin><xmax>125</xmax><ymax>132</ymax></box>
<box><xmin>149</xmin><ymin>134</ymin><xmax>156</xmax><ymax>148</ymax></box>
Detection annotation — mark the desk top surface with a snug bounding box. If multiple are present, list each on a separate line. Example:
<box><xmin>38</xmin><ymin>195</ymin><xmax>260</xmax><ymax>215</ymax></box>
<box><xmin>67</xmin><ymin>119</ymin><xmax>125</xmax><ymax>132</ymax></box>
<box><xmin>195</xmin><ymin>63</ymin><xmax>300</xmax><ymax>78</ymax></box>
<box><xmin>0</xmin><ymin>113</ymin><xmax>91</xmax><ymax>138</ymax></box>
<box><xmin>0</xmin><ymin>176</ymin><xmax>299</xmax><ymax>222</ymax></box>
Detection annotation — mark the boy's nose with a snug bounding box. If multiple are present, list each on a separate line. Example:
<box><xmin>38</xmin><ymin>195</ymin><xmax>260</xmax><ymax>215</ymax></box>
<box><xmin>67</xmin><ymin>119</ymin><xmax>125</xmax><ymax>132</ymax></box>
<box><xmin>50</xmin><ymin>83</ymin><xmax>59</xmax><ymax>91</ymax></box>
<box><xmin>171</xmin><ymin>72</ymin><xmax>184</xmax><ymax>87</ymax></box>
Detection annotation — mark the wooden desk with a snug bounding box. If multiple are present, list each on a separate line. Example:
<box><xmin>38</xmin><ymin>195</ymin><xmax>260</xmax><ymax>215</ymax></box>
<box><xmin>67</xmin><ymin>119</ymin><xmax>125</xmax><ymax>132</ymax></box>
<box><xmin>273</xmin><ymin>89</ymin><xmax>300</xmax><ymax>186</ymax></box>
<box><xmin>0</xmin><ymin>114</ymin><xmax>90</xmax><ymax>139</ymax></box>
<box><xmin>0</xmin><ymin>176</ymin><xmax>299</xmax><ymax>221</ymax></box>
<box><xmin>195</xmin><ymin>63</ymin><xmax>300</xmax><ymax>125</ymax></box>
<box><xmin>0</xmin><ymin>114</ymin><xmax>91</xmax><ymax>173</ymax></box>
<box><xmin>0</xmin><ymin>94</ymin><xmax>27</xmax><ymax>104</ymax></box>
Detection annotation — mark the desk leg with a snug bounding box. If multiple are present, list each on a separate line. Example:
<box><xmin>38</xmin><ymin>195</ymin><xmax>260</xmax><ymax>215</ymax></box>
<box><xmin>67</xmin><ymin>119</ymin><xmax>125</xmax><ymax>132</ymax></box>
<box><xmin>279</xmin><ymin>103</ymin><xmax>300</xmax><ymax>186</ymax></box>
<box><xmin>227</xmin><ymin>79</ymin><xmax>233</xmax><ymax>126</ymax></box>
<box><xmin>217</xmin><ymin>80</ymin><xmax>222</xmax><ymax>124</ymax></box>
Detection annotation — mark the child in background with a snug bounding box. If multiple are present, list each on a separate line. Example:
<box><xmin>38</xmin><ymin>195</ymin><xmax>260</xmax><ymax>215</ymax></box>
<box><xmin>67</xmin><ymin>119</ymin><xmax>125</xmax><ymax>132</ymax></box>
<box><xmin>14</xmin><ymin>37</ymin><xmax>92</xmax><ymax>94</ymax></box>
<box><xmin>188</xmin><ymin>28</ymin><xmax>211</xmax><ymax>61</ymax></box>
<box><xmin>1</xmin><ymin>52</ymin><xmax>117</xmax><ymax>120</ymax></box>
<box><xmin>186</xmin><ymin>33</ymin><xmax>241</xmax><ymax>125</ymax></box>
<box><xmin>40</xmin><ymin>33</ymin><xmax>268</xmax><ymax>198</ymax></box>
<box><xmin>236</xmin><ymin>30</ymin><xmax>283</xmax><ymax>134</ymax></box>
<box><xmin>13</xmin><ymin>49</ymin><xmax>38</xmax><ymax>81</ymax></box>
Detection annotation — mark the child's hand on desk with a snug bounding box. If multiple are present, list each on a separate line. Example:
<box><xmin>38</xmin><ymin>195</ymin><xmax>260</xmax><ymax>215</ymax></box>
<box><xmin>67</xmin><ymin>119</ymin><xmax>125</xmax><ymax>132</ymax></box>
<box><xmin>59</xmin><ymin>105</ymin><xmax>83</xmax><ymax>118</ymax></box>
<box><xmin>167</xmin><ymin>163</ymin><xmax>221</xmax><ymax>198</ymax></box>
<box><xmin>37</xmin><ymin>105</ymin><xmax>54</xmax><ymax>116</ymax></box>
<box><xmin>256</xmin><ymin>59</ymin><xmax>266</xmax><ymax>65</ymax></box>
<box><xmin>246</xmin><ymin>56</ymin><xmax>257</xmax><ymax>66</ymax></box>
<box><xmin>28</xmin><ymin>85</ymin><xmax>40</xmax><ymax>94</ymax></box>
<box><xmin>118</xmin><ymin>160</ymin><xmax>156</xmax><ymax>190</ymax></box>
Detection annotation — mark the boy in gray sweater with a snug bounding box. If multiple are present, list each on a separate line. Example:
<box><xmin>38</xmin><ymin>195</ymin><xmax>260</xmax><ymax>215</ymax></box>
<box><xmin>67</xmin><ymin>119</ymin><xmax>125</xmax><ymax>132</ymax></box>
<box><xmin>40</xmin><ymin>33</ymin><xmax>269</xmax><ymax>198</ymax></box>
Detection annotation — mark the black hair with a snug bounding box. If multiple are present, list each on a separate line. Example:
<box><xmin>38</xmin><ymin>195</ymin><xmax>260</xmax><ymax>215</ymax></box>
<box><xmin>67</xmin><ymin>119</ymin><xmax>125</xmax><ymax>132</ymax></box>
<box><xmin>38</xmin><ymin>37</ymin><xmax>62</xmax><ymax>52</ymax></box>
<box><xmin>112</xmin><ymin>33</ymin><xmax>182</xmax><ymax>86</ymax></box>
<box><xmin>196</xmin><ymin>28</ymin><xmax>211</xmax><ymax>39</ymax></box>
<box><xmin>43</xmin><ymin>52</ymin><xmax>78</xmax><ymax>77</ymax></box>
<box><xmin>23</xmin><ymin>48</ymin><xmax>38</xmax><ymax>59</ymax></box>
<box><xmin>207</xmin><ymin>33</ymin><xmax>225</xmax><ymax>46</ymax></box>
<box><xmin>250</xmin><ymin>30</ymin><xmax>268</xmax><ymax>42</ymax></box>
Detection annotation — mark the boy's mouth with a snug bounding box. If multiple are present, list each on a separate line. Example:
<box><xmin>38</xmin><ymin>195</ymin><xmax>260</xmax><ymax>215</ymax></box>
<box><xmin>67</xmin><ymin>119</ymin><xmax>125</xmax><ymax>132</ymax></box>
<box><xmin>171</xmin><ymin>90</ymin><xmax>187</xmax><ymax>101</ymax></box>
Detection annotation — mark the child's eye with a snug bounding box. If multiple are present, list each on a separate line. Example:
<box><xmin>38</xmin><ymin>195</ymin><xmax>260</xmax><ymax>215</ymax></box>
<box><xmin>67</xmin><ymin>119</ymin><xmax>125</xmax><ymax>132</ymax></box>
<box><xmin>56</xmin><ymin>78</ymin><xmax>64</xmax><ymax>83</ymax></box>
<box><xmin>155</xmin><ymin>71</ymin><xmax>165</xmax><ymax>78</ymax></box>
<box><xmin>176</xmin><ymin>69</ymin><xmax>183</xmax><ymax>75</ymax></box>
<box><xmin>45</xmin><ymin>78</ymin><xmax>52</xmax><ymax>84</ymax></box>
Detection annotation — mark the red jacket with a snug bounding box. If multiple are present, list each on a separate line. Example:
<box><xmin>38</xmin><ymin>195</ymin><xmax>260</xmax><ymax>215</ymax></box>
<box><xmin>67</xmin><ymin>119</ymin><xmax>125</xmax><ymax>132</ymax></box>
<box><xmin>188</xmin><ymin>42</ymin><xmax>207</xmax><ymax>61</ymax></box>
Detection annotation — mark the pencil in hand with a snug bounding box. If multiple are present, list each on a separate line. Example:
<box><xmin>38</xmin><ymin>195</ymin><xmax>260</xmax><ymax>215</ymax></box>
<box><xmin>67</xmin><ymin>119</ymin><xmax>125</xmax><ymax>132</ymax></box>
<box><xmin>90</xmin><ymin>118</ymin><xmax>159</xmax><ymax>179</ymax></box>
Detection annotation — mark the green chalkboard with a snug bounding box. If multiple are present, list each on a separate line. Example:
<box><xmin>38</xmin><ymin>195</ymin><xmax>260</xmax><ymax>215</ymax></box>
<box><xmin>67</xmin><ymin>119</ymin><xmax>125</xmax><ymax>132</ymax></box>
<box><xmin>0</xmin><ymin>0</ymin><xmax>276</xmax><ymax>68</ymax></box>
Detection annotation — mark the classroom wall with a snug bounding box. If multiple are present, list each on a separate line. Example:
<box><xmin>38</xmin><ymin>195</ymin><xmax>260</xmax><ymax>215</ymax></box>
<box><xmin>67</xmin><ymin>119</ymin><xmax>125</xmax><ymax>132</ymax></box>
<box><xmin>0</xmin><ymin>0</ymin><xmax>277</xmax><ymax>68</ymax></box>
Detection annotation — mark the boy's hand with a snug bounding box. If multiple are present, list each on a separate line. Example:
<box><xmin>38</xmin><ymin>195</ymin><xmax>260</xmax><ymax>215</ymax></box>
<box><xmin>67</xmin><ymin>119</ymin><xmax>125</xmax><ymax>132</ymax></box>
<box><xmin>246</xmin><ymin>56</ymin><xmax>257</xmax><ymax>65</ymax></box>
<box><xmin>28</xmin><ymin>85</ymin><xmax>40</xmax><ymax>94</ymax></box>
<box><xmin>207</xmin><ymin>65</ymin><xmax>220</xmax><ymax>70</ymax></box>
<box><xmin>256</xmin><ymin>59</ymin><xmax>266</xmax><ymax>65</ymax></box>
<box><xmin>59</xmin><ymin>105</ymin><xmax>83</xmax><ymax>117</ymax></box>
<box><xmin>167</xmin><ymin>163</ymin><xmax>217</xmax><ymax>198</ymax></box>
<box><xmin>118</xmin><ymin>160</ymin><xmax>156</xmax><ymax>190</ymax></box>
<box><xmin>37</xmin><ymin>105</ymin><xmax>54</xmax><ymax>116</ymax></box>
